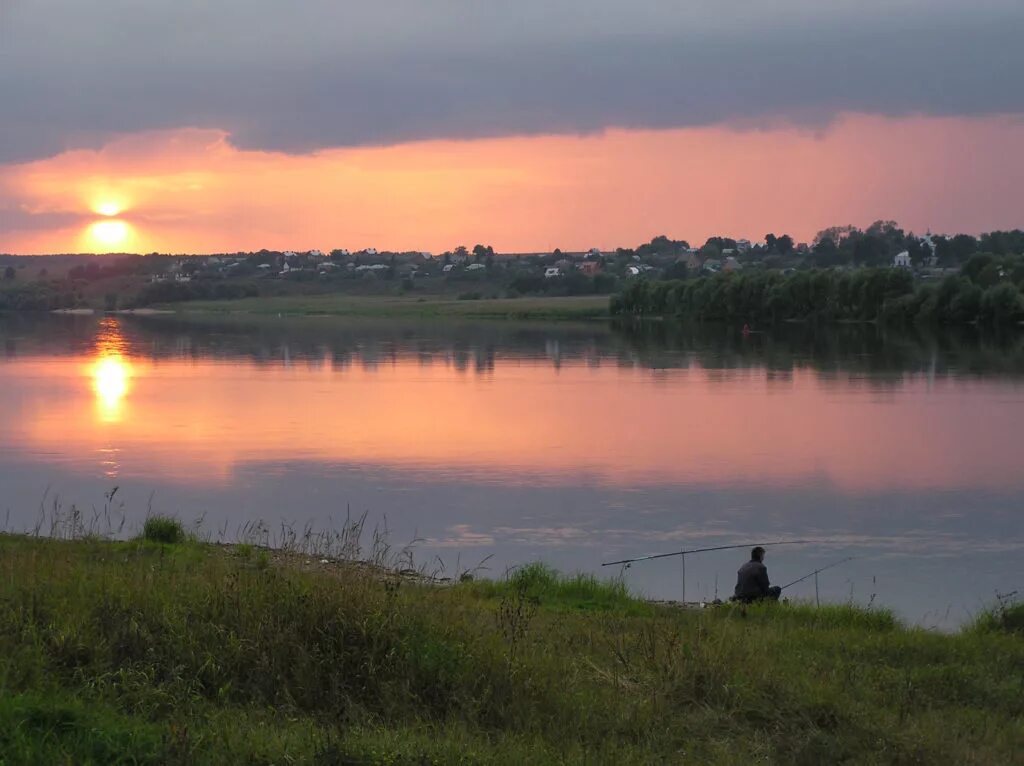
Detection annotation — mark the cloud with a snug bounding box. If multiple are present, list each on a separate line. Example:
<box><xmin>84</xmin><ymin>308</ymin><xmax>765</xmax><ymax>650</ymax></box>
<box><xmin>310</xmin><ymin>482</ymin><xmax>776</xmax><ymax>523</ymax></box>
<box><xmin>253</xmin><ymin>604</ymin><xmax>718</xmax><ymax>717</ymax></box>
<box><xmin>2</xmin><ymin>1</ymin><xmax>1023</xmax><ymax>163</ymax></box>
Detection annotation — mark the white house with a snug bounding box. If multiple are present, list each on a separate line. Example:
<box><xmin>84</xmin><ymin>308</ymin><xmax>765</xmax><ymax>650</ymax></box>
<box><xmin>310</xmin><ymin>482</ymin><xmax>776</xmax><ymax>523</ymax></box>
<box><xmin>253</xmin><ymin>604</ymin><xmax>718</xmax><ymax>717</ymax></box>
<box><xmin>365</xmin><ymin>248</ymin><xmax>379</xmax><ymax>256</ymax></box>
<box><xmin>544</xmin><ymin>267</ymin><xmax>562</xmax><ymax>278</ymax></box>
<box><xmin>282</xmin><ymin>251</ymin><xmax>298</xmax><ymax>258</ymax></box>
<box><xmin>466</xmin><ymin>263</ymin><xmax>486</xmax><ymax>271</ymax></box>
<box><xmin>307</xmin><ymin>249</ymin><xmax>325</xmax><ymax>258</ymax></box>
<box><xmin>894</xmin><ymin>251</ymin><xmax>912</xmax><ymax>269</ymax></box>
<box><xmin>442</xmin><ymin>264</ymin><xmax>455</xmax><ymax>273</ymax></box>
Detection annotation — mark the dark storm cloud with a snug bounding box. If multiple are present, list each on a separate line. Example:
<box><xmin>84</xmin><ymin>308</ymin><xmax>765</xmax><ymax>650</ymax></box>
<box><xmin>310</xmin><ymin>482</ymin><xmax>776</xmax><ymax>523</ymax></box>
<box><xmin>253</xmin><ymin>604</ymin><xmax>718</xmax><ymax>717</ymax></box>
<box><xmin>2</xmin><ymin>0</ymin><xmax>1023</xmax><ymax>163</ymax></box>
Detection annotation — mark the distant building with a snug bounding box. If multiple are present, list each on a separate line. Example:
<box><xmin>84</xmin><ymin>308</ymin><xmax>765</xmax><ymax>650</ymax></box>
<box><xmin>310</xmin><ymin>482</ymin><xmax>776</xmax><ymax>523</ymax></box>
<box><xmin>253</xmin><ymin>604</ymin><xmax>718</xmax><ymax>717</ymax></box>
<box><xmin>365</xmin><ymin>248</ymin><xmax>379</xmax><ymax>256</ymax></box>
<box><xmin>466</xmin><ymin>263</ymin><xmax>486</xmax><ymax>271</ymax></box>
<box><xmin>442</xmin><ymin>264</ymin><xmax>455</xmax><ymax>273</ymax></box>
<box><xmin>307</xmin><ymin>249</ymin><xmax>325</xmax><ymax>258</ymax></box>
<box><xmin>736</xmin><ymin>239</ymin><xmax>752</xmax><ymax>253</ymax></box>
<box><xmin>686</xmin><ymin>252</ymin><xmax>704</xmax><ymax>271</ymax></box>
<box><xmin>703</xmin><ymin>259</ymin><xmax>722</xmax><ymax>273</ymax></box>
<box><xmin>578</xmin><ymin>261</ymin><xmax>601</xmax><ymax>276</ymax></box>
<box><xmin>544</xmin><ymin>267</ymin><xmax>562</xmax><ymax>278</ymax></box>
<box><xmin>723</xmin><ymin>256</ymin><xmax>742</xmax><ymax>272</ymax></box>
<box><xmin>282</xmin><ymin>251</ymin><xmax>298</xmax><ymax>258</ymax></box>
<box><xmin>586</xmin><ymin>247</ymin><xmax>602</xmax><ymax>259</ymax></box>
<box><xmin>894</xmin><ymin>251</ymin><xmax>912</xmax><ymax>269</ymax></box>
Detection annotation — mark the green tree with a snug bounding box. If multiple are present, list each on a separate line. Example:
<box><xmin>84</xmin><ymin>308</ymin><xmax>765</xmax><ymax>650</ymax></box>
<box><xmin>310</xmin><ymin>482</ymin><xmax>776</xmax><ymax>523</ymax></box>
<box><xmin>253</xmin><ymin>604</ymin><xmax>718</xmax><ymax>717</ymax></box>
<box><xmin>472</xmin><ymin>244</ymin><xmax>494</xmax><ymax>262</ymax></box>
<box><xmin>979</xmin><ymin>283</ymin><xmax>1024</xmax><ymax>325</ymax></box>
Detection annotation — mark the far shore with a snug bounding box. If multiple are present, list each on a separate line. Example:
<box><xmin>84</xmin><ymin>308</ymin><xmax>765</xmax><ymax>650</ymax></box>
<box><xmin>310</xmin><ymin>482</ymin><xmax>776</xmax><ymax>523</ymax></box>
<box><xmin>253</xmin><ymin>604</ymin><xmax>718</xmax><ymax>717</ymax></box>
<box><xmin>51</xmin><ymin>307</ymin><xmax>175</xmax><ymax>316</ymax></box>
<box><xmin>153</xmin><ymin>293</ymin><xmax>612</xmax><ymax>321</ymax></box>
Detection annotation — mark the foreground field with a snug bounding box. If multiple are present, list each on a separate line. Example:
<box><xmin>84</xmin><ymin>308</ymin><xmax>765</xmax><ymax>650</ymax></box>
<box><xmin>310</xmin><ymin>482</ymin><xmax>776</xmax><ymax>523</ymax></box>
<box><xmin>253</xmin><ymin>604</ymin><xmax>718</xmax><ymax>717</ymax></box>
<box><xmin>1</xmin><ymin>531</ymin><xmax>1021</xmax><ymax>764</ymax></box>
<box><xmin>162</xmin><ymin>293</ymin><xmax>611</xmax><ymax>321</ymax></box>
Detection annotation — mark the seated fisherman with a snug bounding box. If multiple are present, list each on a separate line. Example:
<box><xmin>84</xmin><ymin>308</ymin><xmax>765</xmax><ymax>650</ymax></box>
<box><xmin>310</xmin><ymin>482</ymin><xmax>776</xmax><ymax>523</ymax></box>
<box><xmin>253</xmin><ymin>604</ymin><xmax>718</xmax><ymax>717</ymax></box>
<box><xmin>733</xmin><ymin>546</ymin><xmax>782</xmax><ymax>603</ymax></box>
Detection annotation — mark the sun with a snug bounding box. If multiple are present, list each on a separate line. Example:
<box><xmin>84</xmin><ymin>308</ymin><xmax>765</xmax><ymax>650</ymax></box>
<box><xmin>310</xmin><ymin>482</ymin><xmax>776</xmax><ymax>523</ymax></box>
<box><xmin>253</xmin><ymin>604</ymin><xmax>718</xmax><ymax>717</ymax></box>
<box><xmin>94</xmin><ymin>201</ymin><xmax>123</xmax><ymax>217</ymax></box>
<box><xmin>87</xmin><ymin>219</ymin><xmax>132</xmax><ymax>250</ymax></box>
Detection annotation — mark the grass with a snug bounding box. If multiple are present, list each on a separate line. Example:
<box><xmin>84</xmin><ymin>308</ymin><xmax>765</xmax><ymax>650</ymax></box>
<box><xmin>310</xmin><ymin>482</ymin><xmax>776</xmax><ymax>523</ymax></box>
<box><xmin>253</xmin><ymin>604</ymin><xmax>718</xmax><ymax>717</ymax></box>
<box><xmin>140</xmin><ymin>515</ymin><xmax>186</xmax><ymax>544</ymax></box>
<box><xmin>0</xmin><ymin>532</ymin><xmax>1021</xmax><ymax>764</ymax></box>
<box><xmin>160</xmin><ymin>293</ymin><xmax>612</xmax><ymax>321</ymax></box>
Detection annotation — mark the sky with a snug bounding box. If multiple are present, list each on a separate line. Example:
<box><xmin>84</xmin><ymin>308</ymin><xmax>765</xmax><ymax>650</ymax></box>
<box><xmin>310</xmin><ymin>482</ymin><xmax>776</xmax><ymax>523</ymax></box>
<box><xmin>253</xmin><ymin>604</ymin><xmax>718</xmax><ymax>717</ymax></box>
<box><xmin>2</xmin><ymin>1</ymin><xmax>1024</xmax><ymax>254</ymax></box>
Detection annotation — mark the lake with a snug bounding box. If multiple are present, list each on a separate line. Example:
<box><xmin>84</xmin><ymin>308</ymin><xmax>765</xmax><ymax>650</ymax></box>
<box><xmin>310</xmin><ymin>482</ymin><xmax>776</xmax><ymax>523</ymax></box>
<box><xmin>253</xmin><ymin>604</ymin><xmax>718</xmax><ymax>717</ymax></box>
<box><xmin>1</xmin><ymin>312</ymin><xmax>1022</xmax><ymax>628</ymax></box>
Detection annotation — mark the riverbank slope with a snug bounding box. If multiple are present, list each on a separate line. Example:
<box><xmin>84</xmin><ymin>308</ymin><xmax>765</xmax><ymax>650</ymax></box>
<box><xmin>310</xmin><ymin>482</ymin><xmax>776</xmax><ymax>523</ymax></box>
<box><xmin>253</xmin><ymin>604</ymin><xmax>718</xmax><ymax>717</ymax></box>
<box><xmin>159</xmin><ymin>293</ymin><xmax>611</xmax><ymax>321</ymax></box>
<box><xmin>1</xmin><ymin>533</ymin><xmax>1021</xmax><ymax>764</ymax></box>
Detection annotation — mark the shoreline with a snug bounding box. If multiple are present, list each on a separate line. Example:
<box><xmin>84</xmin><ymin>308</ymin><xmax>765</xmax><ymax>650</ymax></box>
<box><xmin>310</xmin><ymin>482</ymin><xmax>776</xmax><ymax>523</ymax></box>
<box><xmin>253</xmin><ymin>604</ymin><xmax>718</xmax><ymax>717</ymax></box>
<box><xmin>1</xmin><ymin>531</ymin><xmax>1021</xmax><ymax>762</ymax></box>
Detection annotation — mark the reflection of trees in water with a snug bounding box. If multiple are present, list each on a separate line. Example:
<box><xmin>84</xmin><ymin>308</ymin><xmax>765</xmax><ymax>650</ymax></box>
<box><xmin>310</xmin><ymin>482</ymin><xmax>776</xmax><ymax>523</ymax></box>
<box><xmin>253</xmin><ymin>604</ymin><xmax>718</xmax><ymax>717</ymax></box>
<box><xmin>612</xmin><ymin>320</ymin><xmax>1024</xmax><ymax>381</ymax></box>
<box><xmin>2</xmin><ymin>313</ymin><xmax>1024</xmax><ymax>381</ymax></box>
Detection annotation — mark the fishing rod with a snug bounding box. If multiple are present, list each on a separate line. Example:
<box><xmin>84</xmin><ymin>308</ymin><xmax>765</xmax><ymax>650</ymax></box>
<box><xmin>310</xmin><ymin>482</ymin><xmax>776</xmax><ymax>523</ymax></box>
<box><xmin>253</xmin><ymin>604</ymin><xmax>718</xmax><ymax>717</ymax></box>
<box><xmin>601</xmin><ymin>540</ymin><xmax>816</xmax><ymax>568</ymax></box>
<box><xmin>779</xmin><ymin>556</ymin><xmax>855</xmax><ymax>591</ymax></box>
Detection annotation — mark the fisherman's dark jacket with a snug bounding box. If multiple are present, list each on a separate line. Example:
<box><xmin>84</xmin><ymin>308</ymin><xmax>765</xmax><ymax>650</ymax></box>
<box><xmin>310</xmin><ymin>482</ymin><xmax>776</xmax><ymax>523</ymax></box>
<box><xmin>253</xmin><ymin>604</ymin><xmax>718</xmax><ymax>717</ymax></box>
<box><xmin>734</xmin><ymin>559</ymin><xmax>771</xmax><ymax>600</ymax></box>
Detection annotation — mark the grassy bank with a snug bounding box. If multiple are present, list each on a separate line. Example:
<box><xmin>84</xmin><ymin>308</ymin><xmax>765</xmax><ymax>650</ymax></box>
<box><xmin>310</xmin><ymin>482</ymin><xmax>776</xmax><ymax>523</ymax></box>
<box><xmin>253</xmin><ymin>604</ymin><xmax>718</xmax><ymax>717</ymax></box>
<box><xmin>159</xmin><ymin>293</ymin><xmax>611</xmax><ymax>321</ymax></box>
<box><xmin>1</xmin><ymin>532</ymin><xmax>1021</xmax><ymax>764</ymax></box>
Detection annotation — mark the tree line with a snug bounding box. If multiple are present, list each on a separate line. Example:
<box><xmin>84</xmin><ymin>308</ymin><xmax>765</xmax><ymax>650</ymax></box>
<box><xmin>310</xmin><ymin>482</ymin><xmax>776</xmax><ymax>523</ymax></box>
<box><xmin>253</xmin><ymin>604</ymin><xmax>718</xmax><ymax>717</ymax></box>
<box><xmin>611</xmin><ymin>256</ymin><xmax>1024</xmax><ymax>327</ymax></box>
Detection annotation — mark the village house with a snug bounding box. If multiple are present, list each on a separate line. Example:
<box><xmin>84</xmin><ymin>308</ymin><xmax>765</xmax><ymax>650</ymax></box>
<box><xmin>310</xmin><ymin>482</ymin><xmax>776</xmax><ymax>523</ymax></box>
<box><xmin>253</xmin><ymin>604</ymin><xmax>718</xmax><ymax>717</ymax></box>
<box><xmin>723</xmin><ymin>256</ymin><xmax>742</xmax><ymax>272</ymax></box>
<box><xmin>578</xmin><ymin>261</ymin><xmax>601</xmax><ymax>276</ymax></box>
<box><xmin>894</xmin><ymin>251</ymin><xmax>912</xmax><ymax>269</ymax></box>
<box><xmin>544</xmin><ymin>267</ymin><xmax>562</xmax><ymax>278</ymax></box>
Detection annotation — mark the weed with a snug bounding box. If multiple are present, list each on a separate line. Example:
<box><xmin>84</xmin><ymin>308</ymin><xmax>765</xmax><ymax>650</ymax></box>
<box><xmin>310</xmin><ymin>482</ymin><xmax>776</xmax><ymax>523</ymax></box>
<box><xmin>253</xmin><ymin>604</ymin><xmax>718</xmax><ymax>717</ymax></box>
<box><xmin>141</xmin><ymin>515</ymin><xmax>186</xmax><ymax>544</ymax></box>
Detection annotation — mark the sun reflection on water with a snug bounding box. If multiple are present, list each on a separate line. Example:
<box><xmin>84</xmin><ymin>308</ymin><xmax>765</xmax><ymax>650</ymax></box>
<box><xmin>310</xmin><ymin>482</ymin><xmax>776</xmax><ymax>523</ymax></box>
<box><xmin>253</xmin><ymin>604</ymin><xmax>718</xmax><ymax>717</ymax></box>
<box><xmin>90</xmin><ymin>319</ymin><xmax>133</xmax><ymax>423</ymax></box>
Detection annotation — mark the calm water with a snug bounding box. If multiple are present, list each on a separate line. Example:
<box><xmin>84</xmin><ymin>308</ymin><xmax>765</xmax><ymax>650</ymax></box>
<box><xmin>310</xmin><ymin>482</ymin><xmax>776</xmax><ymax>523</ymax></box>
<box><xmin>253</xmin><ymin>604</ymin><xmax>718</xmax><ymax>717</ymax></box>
<box><xmin>2</xmin><ymin>313</ymin><xmax>1023</xmax><ymax>628</ymax></box>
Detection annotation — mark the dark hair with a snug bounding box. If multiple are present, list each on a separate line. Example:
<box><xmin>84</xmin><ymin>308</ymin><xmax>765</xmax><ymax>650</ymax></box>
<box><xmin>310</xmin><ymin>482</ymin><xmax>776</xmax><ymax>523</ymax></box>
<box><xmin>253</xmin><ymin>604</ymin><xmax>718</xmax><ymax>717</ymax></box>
<box><xmin>751</xmin><ymin>546</ymin><xmax>765</xmax><ymax>561</ymax></box>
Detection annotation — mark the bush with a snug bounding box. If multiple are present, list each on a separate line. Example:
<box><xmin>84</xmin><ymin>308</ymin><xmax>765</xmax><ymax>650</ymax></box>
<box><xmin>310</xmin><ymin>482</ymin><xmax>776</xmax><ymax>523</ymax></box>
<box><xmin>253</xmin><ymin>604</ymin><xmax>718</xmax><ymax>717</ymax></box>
<box><xmin>141</xmin><ymin>515</ymin><xmax>186</xmax><ymax>544</ymax></box>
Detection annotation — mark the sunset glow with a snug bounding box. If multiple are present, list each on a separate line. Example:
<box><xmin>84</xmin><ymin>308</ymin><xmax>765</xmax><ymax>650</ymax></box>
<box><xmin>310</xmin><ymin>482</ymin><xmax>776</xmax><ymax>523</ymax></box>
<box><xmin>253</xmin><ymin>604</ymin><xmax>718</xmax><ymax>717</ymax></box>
<box><xmin>3</xmin><ymin>115</ymin><xmax>1024</xmax><ymax>254</ymax></box>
